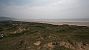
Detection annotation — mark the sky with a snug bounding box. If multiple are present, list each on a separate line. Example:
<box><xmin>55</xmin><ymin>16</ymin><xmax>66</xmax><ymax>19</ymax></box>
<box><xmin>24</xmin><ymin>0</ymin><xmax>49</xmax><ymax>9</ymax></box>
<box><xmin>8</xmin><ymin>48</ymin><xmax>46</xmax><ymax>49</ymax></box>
<box><xmin>0</xmin><ymin>0</ymin><xmax>89</xmax><ymax>19</ymax></box>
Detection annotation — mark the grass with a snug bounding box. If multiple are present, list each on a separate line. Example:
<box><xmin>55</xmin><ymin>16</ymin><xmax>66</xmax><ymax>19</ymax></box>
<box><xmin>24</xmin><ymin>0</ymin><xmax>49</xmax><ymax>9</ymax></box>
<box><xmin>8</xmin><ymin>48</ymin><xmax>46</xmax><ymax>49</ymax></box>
<box><xmin>0</xmin><ymin>21</ymin><xmax>89</xmax><ymax>50</ymax></box>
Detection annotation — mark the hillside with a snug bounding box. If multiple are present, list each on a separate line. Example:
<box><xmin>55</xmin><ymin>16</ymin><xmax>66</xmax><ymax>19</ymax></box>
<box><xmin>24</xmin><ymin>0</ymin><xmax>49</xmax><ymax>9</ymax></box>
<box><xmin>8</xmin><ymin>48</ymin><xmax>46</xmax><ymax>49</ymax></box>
<box><xmin>0</xmin><ymin>17</ymin><xmax>15</xmax><ymax>21</ymax></box>
<box><xmin>0</xmin><ymin>21</ymin><xmax>89</xmax><ymax>50</ymax></box>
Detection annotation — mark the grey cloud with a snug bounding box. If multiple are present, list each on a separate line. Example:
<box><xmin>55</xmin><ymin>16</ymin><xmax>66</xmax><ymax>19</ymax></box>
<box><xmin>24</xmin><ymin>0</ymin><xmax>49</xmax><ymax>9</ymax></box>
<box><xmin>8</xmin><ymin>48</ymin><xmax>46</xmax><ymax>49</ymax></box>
<box><xmin>0</xmin><ymin>0</ymin><xmax>89</xmax><ymax>19</ymax></box>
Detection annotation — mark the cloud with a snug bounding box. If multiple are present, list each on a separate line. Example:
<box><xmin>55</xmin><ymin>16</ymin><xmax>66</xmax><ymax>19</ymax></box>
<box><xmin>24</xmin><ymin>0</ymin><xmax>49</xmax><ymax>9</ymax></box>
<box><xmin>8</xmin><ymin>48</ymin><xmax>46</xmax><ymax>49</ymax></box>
<box><xmin>0</xmin><ymin>0</ymin><xmax>32</xmax><ymax>6</ymax></box>
<box><xmin>0</xmin><ymin>0</ymin><xmax>89</xmax><ymax>19</ymax></box>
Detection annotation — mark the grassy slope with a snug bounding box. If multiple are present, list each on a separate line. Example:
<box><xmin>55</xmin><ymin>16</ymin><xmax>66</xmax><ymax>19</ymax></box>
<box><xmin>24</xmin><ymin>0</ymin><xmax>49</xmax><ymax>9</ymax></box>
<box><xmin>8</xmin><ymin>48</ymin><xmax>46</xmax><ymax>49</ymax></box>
<box><xmin>0</xmin><ymin>21</ymin><xmax>89</xmax><ymax>50</ymax></box>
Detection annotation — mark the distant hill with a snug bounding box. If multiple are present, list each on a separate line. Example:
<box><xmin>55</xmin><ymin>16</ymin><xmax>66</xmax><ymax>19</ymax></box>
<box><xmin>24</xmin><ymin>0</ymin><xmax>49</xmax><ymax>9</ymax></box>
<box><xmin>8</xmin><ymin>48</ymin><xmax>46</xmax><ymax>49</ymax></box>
<box><xmin>0</xmin><ymin>17</ymin><xmax>15</xmax><ymax>21</ymax></box>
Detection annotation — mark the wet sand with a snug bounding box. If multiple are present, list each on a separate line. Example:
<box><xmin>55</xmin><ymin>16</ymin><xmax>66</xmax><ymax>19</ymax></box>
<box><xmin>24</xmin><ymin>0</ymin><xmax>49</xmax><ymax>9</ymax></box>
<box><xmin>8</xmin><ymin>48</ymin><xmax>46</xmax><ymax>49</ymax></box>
<box><xmin>22</xmin><ymin>19</ymin><xmax>89</xmax><ymax>26</ymax></box>
<box><xmin>47</xmin><ymin>22</ymin><xmax>89</xmax><ymax>26</ymax></box>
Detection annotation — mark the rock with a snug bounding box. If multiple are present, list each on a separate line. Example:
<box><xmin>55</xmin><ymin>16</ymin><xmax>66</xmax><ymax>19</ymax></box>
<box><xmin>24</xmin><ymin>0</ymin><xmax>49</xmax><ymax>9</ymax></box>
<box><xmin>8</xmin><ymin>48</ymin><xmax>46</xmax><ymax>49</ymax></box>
<box><xmin>27</xmin><ymin>46</ymin><xmax>31</xmax><ymax>49</ymax></box>
<box><xmin>47</xmin><ymin>42</ymin><xmax>55</xmax><ymax>48</ymax></box>
<box><xmin>34</xmin><ymin>41</ymin><xmax>41</xmax><ymax>46</ymax></box>
<box><xmin>0</xmin><ymin>33</ymin><xmax>4</xmax><ymax>38</ymax></box>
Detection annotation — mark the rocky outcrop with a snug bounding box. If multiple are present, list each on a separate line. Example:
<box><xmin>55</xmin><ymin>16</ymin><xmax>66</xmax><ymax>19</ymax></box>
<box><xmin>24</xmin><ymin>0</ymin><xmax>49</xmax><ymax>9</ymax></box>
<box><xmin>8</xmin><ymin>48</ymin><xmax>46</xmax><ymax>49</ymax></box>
<box><xmin>59</xmin><ymin>40</ymin><xmax>89</xmax><ymax>50</ymax></box>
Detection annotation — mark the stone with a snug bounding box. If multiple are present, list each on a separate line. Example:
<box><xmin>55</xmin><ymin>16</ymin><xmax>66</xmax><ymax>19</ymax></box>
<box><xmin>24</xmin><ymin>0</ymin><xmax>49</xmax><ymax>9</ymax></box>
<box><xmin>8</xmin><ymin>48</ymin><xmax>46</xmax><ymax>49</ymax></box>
<box><xmin>34</xmin><ymin>41</ymin><xmax>41</xmax><ymax>46</ymax></box>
